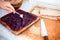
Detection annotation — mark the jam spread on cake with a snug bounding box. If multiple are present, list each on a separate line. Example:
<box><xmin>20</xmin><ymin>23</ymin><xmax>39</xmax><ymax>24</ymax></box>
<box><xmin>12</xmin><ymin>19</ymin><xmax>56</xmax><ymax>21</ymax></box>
<box><xmin>1</xmin><ymin>9</ymin><xmax>37</xmax><ymax>31</ymax></box>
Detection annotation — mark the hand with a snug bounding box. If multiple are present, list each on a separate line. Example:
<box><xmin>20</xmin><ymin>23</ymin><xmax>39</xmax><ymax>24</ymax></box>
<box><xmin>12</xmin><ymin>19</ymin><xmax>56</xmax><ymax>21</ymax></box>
<box><xmin>0</xmin><ymin>1</ymin><xmax>15</xmax><ymax>13</ymax></box>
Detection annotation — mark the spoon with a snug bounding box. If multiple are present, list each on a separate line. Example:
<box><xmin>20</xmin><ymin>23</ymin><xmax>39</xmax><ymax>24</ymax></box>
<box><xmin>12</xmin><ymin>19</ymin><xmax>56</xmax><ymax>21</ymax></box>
<box><xmin>16</xmin><ymin>12</ymin><xmax>23</xmax><ymax>18</ymax></box>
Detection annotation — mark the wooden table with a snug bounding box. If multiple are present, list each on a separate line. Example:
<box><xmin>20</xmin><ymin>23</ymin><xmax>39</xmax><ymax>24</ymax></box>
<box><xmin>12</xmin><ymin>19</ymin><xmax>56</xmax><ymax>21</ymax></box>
<box><xmin>20</xmin><ymin>20</ymin><xmax>44</xmax><ymax>40</ymax></box>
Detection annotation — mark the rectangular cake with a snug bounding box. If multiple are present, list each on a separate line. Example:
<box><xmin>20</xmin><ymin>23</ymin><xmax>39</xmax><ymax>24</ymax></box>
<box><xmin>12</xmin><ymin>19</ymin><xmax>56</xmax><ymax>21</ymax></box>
<box><xmin>0</xmin><ymin>9</ymin><xmax>40</xmax><ymax>35</ymax></box>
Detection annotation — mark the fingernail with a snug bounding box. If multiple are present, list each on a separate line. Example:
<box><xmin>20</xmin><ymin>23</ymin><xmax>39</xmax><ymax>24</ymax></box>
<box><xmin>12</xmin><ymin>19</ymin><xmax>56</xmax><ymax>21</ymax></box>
<box><xmin>10</xmin><ymin>10</ymin><xmax>13</xmax><ymax>12</ymax></box>
<box><xmin>13</xmin><ymin>11</ymin><xmax>16</xmax><ymax>14</ymax></box>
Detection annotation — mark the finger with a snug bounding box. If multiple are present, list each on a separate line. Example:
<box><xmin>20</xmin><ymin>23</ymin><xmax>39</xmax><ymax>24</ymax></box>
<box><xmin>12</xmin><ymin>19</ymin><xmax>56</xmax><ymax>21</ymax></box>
<box><xmin>2</xmin><ymin>6</ymin><xmax>13</xmax><ymax>12</ymax></box>
<box><xmin>7</xmin><ymin>3</ymin><xmax>16</xmax><ymax>13</ymax></box>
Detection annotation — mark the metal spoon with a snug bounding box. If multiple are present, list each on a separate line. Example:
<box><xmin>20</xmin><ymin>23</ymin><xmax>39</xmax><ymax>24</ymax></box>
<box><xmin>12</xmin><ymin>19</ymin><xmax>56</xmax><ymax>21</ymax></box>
<box><xmin>16</xmin><ymin>12</ymin><xmax>23</xmax><ymax>18</ymax></box>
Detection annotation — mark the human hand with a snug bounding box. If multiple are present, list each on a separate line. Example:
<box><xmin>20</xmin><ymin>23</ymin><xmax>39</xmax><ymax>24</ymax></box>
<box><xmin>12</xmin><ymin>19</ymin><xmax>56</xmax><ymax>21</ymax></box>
<box><xmin>0</xmin><ymin>1</ymin><xmax>15</xmax><ymax>13</ymax></box>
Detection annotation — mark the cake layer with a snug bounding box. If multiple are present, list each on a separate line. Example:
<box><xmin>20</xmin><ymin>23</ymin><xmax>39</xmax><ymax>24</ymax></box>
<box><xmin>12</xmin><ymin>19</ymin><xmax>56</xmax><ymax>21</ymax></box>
<box><xmin>1</xmin><ymin>9</ymin><xmax>38</xmax><ymax>31</ymax></box>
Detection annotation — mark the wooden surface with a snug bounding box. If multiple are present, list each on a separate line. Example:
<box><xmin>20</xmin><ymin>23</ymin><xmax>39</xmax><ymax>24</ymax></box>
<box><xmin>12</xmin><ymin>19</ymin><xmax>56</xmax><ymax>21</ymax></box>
<box><xmin>29</xmin><ymin>6</ymin><xmax>60</xmax><ymax>40</ymax></box>
<box><xmin>43</xmin><ymin>18</ymin><xmax>60</xmax><ymax>40</ymax></box>
<box><xmin>22</xmin><ymin>17</ymin><xmax>60</xmax><ymax>40</ymax></box>
<box><xmin>19</xmin><ymin>20</ymin><xmax>44</xmax><ymax>40</ymax></box>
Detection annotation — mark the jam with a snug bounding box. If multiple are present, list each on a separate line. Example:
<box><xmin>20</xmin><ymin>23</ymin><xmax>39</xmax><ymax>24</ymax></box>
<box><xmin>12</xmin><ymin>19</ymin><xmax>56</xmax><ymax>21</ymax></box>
<box><xmin>1</xmin><ymin>9</ymin><xmax>37</xmax><ymax>31</ymax></box>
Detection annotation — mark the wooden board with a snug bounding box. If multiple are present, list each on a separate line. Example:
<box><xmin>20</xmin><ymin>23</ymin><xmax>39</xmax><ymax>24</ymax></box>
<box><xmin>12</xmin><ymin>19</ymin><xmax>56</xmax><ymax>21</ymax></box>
<box><xmin>43</xmin><ymin>18</ymin><xmax>60</xmax><ymax>40</ymax></box>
